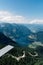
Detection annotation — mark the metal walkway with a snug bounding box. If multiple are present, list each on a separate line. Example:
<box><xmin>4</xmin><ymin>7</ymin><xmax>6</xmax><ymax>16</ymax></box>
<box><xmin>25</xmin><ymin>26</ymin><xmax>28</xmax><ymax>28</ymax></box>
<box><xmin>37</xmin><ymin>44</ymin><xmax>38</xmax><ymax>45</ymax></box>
<box><xmin>0</xmin><ymin>45</ymin><xmax>14</xmax><ymax>57</ymax></box>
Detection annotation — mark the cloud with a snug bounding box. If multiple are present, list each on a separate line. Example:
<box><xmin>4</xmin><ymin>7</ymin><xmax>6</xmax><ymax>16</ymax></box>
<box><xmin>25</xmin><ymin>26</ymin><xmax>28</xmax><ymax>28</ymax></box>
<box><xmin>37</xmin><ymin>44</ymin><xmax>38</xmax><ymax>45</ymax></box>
<box><xmin>28</xmin><ymin>41</ymin><xmax>43</xmax><ymax>49</ymax></box>
<box><xmin>0</xmin><ymin>11</ymin><xmax>43</xmax><ymax>24</ymax></box>
<box><xmin>30</xmin><ymin>19</ymin><xmax>43</xmax><ymax>24</ymax></box>
<box><xmin>0</xmin><ymin>11</ymin><xmax>29</xmax><ymax>24</ymax></box>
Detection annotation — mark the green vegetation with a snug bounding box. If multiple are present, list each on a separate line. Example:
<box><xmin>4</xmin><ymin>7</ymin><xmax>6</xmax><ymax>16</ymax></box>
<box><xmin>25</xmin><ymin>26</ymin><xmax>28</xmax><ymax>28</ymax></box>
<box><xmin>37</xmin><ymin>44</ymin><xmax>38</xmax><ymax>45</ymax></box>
<box><xmin>0</xmin><ymin>44</ymin><xmax>43</xmax><ymax>65</ymax></box>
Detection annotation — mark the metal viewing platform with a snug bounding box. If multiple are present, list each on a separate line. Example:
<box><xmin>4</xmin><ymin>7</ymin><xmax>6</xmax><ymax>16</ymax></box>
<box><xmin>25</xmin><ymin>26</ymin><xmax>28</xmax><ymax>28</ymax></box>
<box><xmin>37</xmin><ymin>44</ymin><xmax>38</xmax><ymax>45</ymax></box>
<box><xmin>0</xmin><ymin>45</ymin><xmax>14</xmax><ymax>57</ymax></box>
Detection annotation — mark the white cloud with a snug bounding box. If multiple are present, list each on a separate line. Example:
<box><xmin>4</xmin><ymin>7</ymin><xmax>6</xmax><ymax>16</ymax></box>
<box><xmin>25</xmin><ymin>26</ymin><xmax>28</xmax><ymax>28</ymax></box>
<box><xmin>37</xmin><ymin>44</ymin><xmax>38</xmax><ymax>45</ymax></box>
<box><xmin>30</xmin><ymin>19</ymin><xmax>43</xmax><ymax>24</ymax></box>
<box><xmin>0</xmin><ymin>11</ymin><xmax>29</xmax><ymax>24</ymax></box>
<box><xmin>28</xmin><ymin>41</ymin><xmax>43</xmax><ymax>49</ymax></box>
<box><xmin>0</xmin><ymin>11</ymin><xmax>43</xmax><ymax>24</ymax></box>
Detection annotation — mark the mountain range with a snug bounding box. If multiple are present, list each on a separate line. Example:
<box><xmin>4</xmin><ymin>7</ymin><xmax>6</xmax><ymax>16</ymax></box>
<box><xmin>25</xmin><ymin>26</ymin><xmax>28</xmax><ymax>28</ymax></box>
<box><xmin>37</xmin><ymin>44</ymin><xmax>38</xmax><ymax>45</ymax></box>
<box><xmin>0</xmin><ymin>23</ymin><xmax>43</xmax><ymax>47</ymax></box>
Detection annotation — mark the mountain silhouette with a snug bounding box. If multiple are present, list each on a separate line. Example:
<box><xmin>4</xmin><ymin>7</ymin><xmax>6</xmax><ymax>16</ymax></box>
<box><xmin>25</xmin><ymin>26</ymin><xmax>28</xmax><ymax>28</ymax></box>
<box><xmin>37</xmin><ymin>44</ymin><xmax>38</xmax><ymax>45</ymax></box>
<box><xmin>0</xmin><ymin>32</ymin><xmax>17</xmax><ymax>46</ymax></box>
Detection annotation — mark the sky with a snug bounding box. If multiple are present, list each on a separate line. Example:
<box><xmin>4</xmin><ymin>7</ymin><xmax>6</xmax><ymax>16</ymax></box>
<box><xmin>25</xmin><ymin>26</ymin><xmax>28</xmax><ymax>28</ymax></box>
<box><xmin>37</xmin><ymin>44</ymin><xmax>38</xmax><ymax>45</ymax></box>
<box><xmin>0</xmin><ymin>0</ymin><xmax>43</xmax><ymax>24</ymax></box>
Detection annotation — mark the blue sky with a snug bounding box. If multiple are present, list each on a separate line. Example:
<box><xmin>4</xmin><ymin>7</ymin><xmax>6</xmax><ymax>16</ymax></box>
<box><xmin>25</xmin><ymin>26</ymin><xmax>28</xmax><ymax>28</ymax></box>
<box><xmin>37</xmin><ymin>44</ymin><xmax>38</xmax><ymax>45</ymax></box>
<box><xmin>0</xmin><ymin>0</ymin><xmax>43</xmax><ymax>24</ymax></box>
